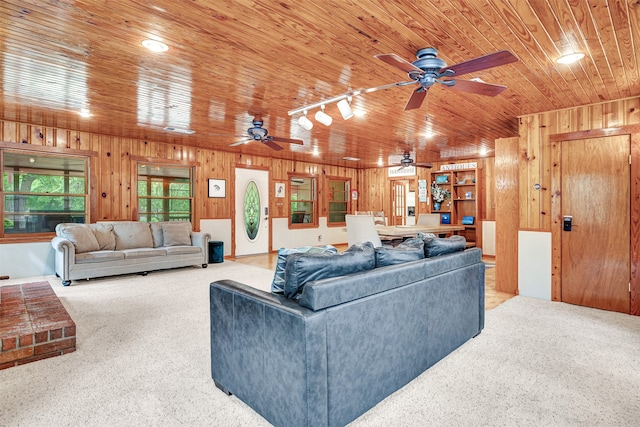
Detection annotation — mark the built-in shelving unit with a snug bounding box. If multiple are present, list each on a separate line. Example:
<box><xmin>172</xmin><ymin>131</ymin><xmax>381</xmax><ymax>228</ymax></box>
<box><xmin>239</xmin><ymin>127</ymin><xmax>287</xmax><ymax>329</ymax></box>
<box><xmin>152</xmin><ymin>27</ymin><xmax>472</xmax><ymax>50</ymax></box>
<box><xmin>429</xmin><ymin>167</ymin><xmax>482</xmax><ymax>247</ymax></box>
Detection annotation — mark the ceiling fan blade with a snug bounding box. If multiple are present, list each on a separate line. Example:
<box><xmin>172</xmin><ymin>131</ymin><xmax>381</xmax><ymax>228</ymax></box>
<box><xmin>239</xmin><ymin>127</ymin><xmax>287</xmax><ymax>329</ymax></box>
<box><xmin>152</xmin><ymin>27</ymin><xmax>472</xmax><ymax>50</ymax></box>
<box><xmin>359</xmin><ymin>80</ymin><xmax>416</xmax><ymax>95</ymax></box>
<box><xmin>270</xmin><ymin>136</ymin><xmax>304</xmax><ymax>145</ymax></box>
<box><xmin>404</xmin><ymin>88</ymin><xmax>427</xmax><ymax>110</ymax></box>
<box><xmin>446</xmin><ymin>79</ymin><xmax>507</xmax><ymax>96</ymax></box>
<box><xmin>230</xmin><ymin>139</ymin><xmax>251</xmax><ymax>147</ymax></box>
<box><xmin>441</xmin><ymin>50</ymin><xmax>518</xmax><ymax>77</ymax></box>
<box><xmin>375</xmin><ymin>53</ymin><xmax>424</xmax><ymax>75</ymax></box>
<box><xmin>415</xmin><ymin>162</ymin><xmax>434</xmax><ymax>169</ymax></box>
<box><xmin>263</xmin><ymin>139</ymin><xmax>284</xmax><ymax>151</ymax></box>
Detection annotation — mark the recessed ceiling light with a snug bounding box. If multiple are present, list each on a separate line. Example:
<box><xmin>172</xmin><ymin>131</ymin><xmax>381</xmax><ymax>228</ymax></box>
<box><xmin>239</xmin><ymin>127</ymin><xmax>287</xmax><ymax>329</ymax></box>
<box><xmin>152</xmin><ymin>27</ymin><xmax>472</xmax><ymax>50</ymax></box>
<box><xmin>142</xmin><ymin>39</ymin><xmax>169</xmax><ymax>53</ymax></box>
<box><xmin>556</xmin><ymin>52</ymin><xmax>584</xmax><ymax>64</ymax></box>
<box><xmin>163</xmin><ymin>127</ymin><xmax>195</xmax><ymax>134</ymax></box>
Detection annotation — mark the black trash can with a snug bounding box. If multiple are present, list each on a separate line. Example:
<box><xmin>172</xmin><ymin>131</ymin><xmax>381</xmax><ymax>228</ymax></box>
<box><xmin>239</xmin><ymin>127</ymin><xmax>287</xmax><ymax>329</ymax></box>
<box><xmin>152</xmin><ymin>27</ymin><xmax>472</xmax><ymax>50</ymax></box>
<box><xmin>208</xmin><ymin>241</ymin><xmax>224</xmax><ymax>263</ymax></box>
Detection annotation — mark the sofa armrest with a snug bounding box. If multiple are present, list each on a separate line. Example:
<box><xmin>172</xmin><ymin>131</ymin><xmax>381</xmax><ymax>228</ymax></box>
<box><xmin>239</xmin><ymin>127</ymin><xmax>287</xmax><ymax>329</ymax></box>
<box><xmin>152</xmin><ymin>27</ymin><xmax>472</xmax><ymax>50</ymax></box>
<box><xmin>51</xmin><ymin>236</ymin><xmax>75</xmax><ymax>283</ymax></box>
<box><xmin>191</xmin><ymin>231</ymin><xmax>211</xmax><ymax>261</ymax></box>
<box><xmin>210</xmin><ymin>280</ymin><xmax>329</xmax><ymax>426</ymax></box>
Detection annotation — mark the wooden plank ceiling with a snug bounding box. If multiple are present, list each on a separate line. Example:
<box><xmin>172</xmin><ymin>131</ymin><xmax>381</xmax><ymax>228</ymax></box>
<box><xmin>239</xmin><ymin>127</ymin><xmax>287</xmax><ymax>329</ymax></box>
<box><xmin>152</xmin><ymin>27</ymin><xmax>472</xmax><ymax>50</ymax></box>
<box><xmin>1</xmin><ymin>0</ymin><xmax>639</xmax><ymax>168</ymax></box>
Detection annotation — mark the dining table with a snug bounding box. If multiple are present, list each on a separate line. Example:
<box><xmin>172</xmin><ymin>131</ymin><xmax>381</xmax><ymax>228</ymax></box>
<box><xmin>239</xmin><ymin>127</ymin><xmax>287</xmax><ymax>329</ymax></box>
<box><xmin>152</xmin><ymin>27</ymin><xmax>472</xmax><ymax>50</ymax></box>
<box><xmin>375</xmin><ymin>224</ymin><xmax>465</xmax><ymax>239</ymax></box>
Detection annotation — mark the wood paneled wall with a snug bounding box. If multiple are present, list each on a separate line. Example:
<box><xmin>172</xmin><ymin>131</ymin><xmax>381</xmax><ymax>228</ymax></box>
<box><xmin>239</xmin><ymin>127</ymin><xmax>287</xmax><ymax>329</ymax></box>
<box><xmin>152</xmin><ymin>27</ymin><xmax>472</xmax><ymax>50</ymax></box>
<box><xmin>510</xmin><ymin>96</ymin><xmax>640</xmax><ymax>315</ymax></box>
<box><xmin>0</xmin><ymin>120</ymin><xmax>357</xmax><ymax>235</ymax></box>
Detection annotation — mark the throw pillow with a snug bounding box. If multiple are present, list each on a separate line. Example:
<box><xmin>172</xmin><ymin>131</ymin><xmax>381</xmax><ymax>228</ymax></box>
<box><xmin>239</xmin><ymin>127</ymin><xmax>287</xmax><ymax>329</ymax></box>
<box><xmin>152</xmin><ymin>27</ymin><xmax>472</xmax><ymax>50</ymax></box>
<box><xmin>150</xmin><ymin>222</ymin><xmax>164</xmax><ymax>247</ymax></box>
<box><xmin>90</xmin><ymin>224</ymin><xmax>116</xmax><ymax>250</ymax></box>
<box><xmin>162</xmin><ymin>222</ymin><xmax>192</xmax><ymax>246</ymax></box>
<box><xmin>270</xmin><ymin>245</ymin><xmax>338</xmax><ymax>294</ymax></box>
<box><xmin>58</xmin><ymin>224</ymin><xmax>100</xmax><ymax>253</ymax></box>
<box><xmin>283</xmin><ymin>242</ymin><xmax>375</xmax><ymax>299</ymax></box>
<box><xmin>374</xmin><ymin>237</ymin><xmax>424</xmax><ymax>267</ymax></box>
<box><xmin>112</xmin><ymin>222</ymin><xmax>153</xmax><ymax>250</ymax></box>
<box><xmin>422</xmin><ymin>235</ymin><xmax>467</xmax><ymax>257</ymax></box>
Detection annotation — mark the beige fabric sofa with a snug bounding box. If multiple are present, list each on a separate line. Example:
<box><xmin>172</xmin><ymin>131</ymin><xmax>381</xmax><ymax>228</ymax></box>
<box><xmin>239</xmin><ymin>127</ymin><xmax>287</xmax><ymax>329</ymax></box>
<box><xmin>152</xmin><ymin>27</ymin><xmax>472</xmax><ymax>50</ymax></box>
<box><xmin>51</xmin><ymin>221</ymin><xmax>211</xmax><ymax>286</ymax></box>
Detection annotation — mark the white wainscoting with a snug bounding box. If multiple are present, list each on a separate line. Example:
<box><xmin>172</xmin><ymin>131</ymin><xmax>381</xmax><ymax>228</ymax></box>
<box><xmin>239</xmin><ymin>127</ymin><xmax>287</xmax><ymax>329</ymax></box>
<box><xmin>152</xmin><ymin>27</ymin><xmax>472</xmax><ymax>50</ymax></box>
<box><xmin>518</xmin><ymin>230</ymin><xmax>552</xmax><ymax>300</ymax></box>
<box><xmin>482</xmin><ymin>220</ymin><xmax>495</xmax><ymax>256</ymax></box>
<box><xmin>271</xmin><ymin>217</ymin><xmax>347</xmax><ymax>251</ymax></box>
<box><xmin>200</xmin><ymin>219</ymin><xmax>232</xmax><ymax>256</ymax></box>
<box><xmin>0</xmin><ymin>241</ymin><xmax>55</xmax><ymax>280</ymax></box>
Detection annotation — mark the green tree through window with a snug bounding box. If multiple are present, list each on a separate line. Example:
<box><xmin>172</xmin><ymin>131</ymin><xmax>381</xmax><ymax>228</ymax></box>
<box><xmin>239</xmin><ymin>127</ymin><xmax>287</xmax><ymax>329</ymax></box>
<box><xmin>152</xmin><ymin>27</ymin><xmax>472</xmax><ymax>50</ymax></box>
<box><xmin>137</xmin><ymin>163</ymin><xmax>193</xmax><ymax>222</ymax></box>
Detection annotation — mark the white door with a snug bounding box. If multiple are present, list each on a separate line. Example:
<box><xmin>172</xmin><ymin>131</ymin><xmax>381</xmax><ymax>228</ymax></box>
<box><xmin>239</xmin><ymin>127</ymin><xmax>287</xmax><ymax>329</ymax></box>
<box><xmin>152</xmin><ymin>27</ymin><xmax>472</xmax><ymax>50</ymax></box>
<box><xmin>235</xmin><ymin>168</ymin><xmax>269</xmax><ymax>256</ymax></box>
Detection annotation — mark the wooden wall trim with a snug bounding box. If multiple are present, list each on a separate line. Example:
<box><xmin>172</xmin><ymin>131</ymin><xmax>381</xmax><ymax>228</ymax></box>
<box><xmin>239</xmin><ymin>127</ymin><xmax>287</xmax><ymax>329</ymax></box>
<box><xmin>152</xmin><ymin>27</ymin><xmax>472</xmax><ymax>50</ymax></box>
<box><xmin>549</xmin><ymin>124</ymin><xmax>640</xmax><ymax>142</ymax></box>
<box><xmin>495</xmin><ymin>137</ymin><xmax>519</xmax><ymax>295</ymax></box>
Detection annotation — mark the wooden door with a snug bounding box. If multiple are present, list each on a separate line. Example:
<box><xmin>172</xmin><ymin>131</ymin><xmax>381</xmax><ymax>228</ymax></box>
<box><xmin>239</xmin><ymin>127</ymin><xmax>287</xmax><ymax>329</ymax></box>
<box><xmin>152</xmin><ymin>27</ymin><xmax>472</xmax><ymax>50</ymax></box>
<box><xmin>391</xmin><ymin>181</ymin><xmax>406</xmax><ymax>226</ymax></box>
<box><xmin>560</xmin><ymin>135</ymin><xmax>630</xmax><ymax>313</ymax></box>
<box><xmin>234</xmin><ymin>168</ymin><xmax>269</xmax><ymax>256</ymax></box>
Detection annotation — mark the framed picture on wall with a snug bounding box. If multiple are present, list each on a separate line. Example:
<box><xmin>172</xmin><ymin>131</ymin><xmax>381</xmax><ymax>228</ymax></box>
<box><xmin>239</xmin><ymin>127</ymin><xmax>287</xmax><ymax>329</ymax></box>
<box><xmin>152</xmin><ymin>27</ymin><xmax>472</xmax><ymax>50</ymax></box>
<box><xmin>275</xmin><ymin>182</ymin><xmax>285</xmax><ymax>198</ymax></box>
<box><xmin>208</xmin><ymin>179</ymin><xmax>226</xmax><ymax>198</ymax></box>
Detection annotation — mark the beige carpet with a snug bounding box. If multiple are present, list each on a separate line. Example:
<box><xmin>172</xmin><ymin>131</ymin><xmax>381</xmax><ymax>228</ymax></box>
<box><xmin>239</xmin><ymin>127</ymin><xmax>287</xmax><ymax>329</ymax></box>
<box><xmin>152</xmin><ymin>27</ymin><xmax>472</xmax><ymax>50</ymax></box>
<box><xmin>1</xmin><ymin>263</ymin><xmax>639</xmax><ymax>426</ymax></box>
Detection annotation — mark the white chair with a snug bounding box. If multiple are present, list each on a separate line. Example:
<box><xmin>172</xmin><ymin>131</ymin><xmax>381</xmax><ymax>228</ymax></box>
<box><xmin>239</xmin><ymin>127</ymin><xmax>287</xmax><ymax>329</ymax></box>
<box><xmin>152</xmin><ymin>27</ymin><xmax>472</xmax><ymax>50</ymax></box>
<box><xmin>372</xmin><ymin>211</ymin><xmax>387</xmax><ymax>226</ymax></box>
<box><xmin>417</xmin><ymin>213</ymin><xmax>441</xmax><ymax>226</ymax></box>
<box><xmin>345</xmin><ymin>214</ymin><xmax>382</xmax><ymax>248</ymax></box>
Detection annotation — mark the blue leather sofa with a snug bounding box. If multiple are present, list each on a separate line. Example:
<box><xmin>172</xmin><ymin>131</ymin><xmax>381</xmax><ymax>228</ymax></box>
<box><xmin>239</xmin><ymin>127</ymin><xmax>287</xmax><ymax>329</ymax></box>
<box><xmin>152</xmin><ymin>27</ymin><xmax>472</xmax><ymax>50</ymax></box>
<box><xmin>209</xmin><ymin>247</ymin><xmax>484</xmax><ymax>427</ymax></box>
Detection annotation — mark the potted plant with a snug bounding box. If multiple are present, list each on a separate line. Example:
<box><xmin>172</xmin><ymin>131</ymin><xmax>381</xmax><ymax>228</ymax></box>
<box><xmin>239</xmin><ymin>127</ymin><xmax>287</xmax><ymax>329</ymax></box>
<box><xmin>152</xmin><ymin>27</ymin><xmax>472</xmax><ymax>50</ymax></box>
<box><xmin>430</xmin><ymin>182</ymin><xmax>451</xmax><ymax>211</ymax></box>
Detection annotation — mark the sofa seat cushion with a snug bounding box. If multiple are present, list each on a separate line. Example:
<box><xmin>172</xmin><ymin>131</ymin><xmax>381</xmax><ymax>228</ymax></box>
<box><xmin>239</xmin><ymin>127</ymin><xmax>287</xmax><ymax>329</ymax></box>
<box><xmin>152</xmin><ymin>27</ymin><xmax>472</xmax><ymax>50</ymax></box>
<box><xmin>374</xmin><ymin>237</ymin><xmax>424</xmax><ymax>267</ymax></box>
<box><xmin>75</xmin><ymin>250</ymin><xmax>125</xmax><ymax>264</ymax></box>
<box><xmin>56</xmin><ymin>224</ymin><xmax>100</xmax><ymax>253</ymax></box>
<box><xmin>112</xmin><ymin>222</ymin><xmax>153</xmax><ymax>250</ymax></box>
<box><xmin>283</xmin><ymin>242</ymin><xmax>375</xmax><ymax>299</ymax></box>
<box><xmin>122</xmin><ymin>248</ymin><xmax>167</xmax><ymax>259</ymax></box>
<box><xmin>164</xmin><ymin>245</ymin><xmax>201</xmax><ymax>255</ymax></box>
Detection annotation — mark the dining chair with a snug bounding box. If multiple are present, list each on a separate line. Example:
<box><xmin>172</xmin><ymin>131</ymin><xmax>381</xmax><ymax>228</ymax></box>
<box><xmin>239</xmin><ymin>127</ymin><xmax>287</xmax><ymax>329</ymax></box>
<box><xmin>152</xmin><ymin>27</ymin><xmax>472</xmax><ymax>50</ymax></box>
<box><xmin>345</xmin><ymin>214</ymin><xmax>382</xmax><ymax>248</ymax></box>
<box><xmin>417</xmin><ymin>213</ymin><xmax>441</xmax><ymax>226</ymax></box>
<box><xmin>372</xmin><ymin>211</ymin><xmax>387</xmax><ymax>226</ymax></box>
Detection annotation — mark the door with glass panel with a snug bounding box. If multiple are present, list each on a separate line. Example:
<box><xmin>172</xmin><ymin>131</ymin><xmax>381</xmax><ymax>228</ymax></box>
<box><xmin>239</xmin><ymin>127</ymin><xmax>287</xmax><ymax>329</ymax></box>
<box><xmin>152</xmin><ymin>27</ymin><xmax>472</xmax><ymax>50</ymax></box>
<box><xmin>235</xmin><ymin>167</ymin><xmax>269</xmax><ymax>256</ymax></box>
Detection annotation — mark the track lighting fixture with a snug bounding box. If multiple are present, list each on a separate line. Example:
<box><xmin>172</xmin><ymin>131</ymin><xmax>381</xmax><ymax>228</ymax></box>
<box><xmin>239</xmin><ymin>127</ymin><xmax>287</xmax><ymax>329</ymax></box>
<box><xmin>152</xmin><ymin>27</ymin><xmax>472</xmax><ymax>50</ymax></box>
<box><xmin>315</xmin><ymin>105</ymin><xmax>333</xmax><ymax>126</ymax></box>
<box><xmin>297</xmin><ymin>110</ymin><xmax>313</xmax><ymax>130</ymax></box>
<box><xmin>337</xmin><ymin>98</ymin><xmax>354</xmax><ymax>120</ymax></box>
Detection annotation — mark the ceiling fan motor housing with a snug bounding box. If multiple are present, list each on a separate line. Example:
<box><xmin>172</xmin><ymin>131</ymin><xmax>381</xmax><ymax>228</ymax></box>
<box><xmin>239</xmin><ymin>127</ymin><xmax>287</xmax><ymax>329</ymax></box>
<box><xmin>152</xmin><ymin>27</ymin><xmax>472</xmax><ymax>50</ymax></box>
<box><xmin>248</xmin><ymin>120</ymin><xmax>268</xmax><ymax>140</ymax></box>
<box><xmin>411</xmin><ymin>48</ymin><xmax>450</xmax><ymax>89</ymax></box>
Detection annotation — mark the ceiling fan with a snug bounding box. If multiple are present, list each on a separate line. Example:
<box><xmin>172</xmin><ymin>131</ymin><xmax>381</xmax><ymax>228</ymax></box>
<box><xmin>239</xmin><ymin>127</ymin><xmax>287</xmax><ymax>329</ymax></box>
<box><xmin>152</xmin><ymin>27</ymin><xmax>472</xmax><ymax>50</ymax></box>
<box><xmin>374</xmin><ymin>48</ymin><xmax>518</xmax><ymax>111</ymax></box>
<box><xmin>229</xmin><ymin>115</ymin><xmax>304</xmax><ymax>151</ymax></box>
<box><xmin>392</xmin><ymin>152</ymin><xmax>433</xmax><ymax>169</ymax></box>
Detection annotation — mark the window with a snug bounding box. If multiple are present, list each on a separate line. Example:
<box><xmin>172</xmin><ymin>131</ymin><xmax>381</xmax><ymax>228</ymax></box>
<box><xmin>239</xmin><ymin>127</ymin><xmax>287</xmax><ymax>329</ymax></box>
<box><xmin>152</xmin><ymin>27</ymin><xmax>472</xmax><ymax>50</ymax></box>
<box><xmin>327</xmin><ymin>178</ymin><xmax>350</xmax><ymax>225</ymax></box>
<box><xmin>289</xmin><ymin>175</ymin><xmax>317</xmax><ymax>227</ymax></box>
<box><xmin>137</xmin><ymin>163</ymin><xmax>193</xmax><ymax>222</ymax></box>
<box><xmin>2</xmin><ymin>150</ymin><xmax>88</xmax><ymax>235</ymax></box>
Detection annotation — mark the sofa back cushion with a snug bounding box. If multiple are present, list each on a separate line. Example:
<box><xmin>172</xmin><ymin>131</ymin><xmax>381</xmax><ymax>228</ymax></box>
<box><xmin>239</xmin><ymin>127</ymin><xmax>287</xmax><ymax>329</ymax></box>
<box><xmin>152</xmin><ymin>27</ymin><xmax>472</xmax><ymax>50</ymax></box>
<box><xmin>270</xmin><ymin>245</ymin><xmax>338</xmax><ymax>294</ymax></box>
<box><xmin>162</xmin><ymin>222</ymin><xmax>192</xmax><ymax>246</ymax></box>
<box><xmin>111</xmin><ymin>222</ymin><xmax>153</xmax><ymax>250</ymax></box>
<box><xmin>283</xmin><ymin>242</ymin><xmax>375</xmax><ymax>299</ymax></box>
<box><xmin>150</xmin><ymin>223</ymin><xmax>165</xmax><ymax>247</ymax></box>
<box><xmin>374</xmin><ymin>238</ymin><xmax>424</xmax><ymax>267</ymax></box>
<box><xmin>89</xmin><ymin>223</ymin><xmax>116</xmax><ymax>250</ymax></box>
<box><xmin>56</xmin><ymin>223</ymin><xmax>100</xmax><ymax>253</ymax></box>
<box><xmin>422</xmin><ymin>235</ymin><xmax>467</xmax><ymax>257</ymax></box>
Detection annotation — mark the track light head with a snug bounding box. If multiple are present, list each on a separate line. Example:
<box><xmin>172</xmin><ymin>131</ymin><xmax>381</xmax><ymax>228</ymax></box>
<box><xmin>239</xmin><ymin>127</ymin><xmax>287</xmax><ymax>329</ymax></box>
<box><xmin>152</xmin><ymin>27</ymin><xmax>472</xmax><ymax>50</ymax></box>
<box><xmin>315</xmin><ymin>105</ymin><xmax>333</xmax><ymax>126</ymax></box>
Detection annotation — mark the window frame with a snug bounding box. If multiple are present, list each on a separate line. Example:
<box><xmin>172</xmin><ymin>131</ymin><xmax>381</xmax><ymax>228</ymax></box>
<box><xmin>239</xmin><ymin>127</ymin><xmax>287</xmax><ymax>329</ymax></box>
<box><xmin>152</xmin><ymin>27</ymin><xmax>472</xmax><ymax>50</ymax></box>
<box><xmin>0</xmin><ymin>144</ymin><xmax>95</xmax><ymax>242</ymax></box>
<box><xmin>135</xmin><ymin>160</ymin><xmax>195</xmax><ymax>224</ymax></box>
<box><xmin>288</xmin><ymin>172</ymin><xmax>318</xmax><ymax>228</ymax></box>
<box><xmin>326</xmin><ymin>176</ymin><xmax>351</xmax><ymax>226</ymax></box>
